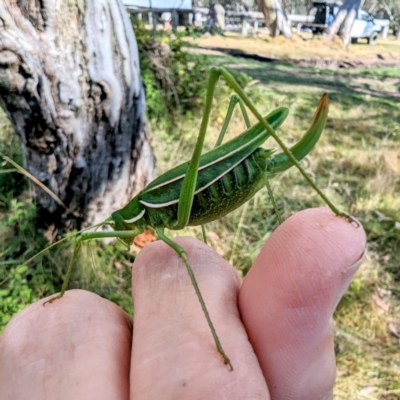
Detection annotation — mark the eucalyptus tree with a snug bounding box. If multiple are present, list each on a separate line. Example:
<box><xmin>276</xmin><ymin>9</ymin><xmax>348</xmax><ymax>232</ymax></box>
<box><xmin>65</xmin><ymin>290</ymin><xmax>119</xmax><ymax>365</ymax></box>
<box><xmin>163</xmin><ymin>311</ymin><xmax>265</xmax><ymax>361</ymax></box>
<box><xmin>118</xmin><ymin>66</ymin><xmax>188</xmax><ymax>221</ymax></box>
<box><xmin>0</xmin><ymin>0</ymin><xmax>154</xmax><ymax>233</ymax></box>
<box><xmin>257</xmin><ymin>0</ymin><xmax>293</xmax><ymax>38</ymax></box>
<box><xmin>324</xmin><ymin>0</ymin><xmax>362</xmax><ymax>48</ymax></box>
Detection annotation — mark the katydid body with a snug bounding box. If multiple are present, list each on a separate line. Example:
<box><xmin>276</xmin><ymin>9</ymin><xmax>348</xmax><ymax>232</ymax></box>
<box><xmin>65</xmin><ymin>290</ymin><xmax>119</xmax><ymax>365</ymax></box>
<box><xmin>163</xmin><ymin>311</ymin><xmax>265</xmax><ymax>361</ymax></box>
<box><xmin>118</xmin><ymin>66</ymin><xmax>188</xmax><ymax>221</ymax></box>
<box><xmin>108</xmin><ymin>98</ymin><xmax>325</xmax><ymax>237</ymax></box>
<box><xmin>42</xmin><ymin>67</ymin><xmax>339</xmax><ymax>370</ymax></box>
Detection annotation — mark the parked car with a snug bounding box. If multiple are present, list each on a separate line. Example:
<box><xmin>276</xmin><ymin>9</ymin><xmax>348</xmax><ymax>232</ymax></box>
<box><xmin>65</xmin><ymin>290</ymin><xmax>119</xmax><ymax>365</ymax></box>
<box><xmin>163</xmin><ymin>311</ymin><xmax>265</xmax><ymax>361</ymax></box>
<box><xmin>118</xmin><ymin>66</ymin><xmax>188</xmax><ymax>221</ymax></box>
<box><xmin>305</xmin><ymin>0</ymin><xmax>385</xmax><ymax>45</ymax></box>
<box><xmin>350</xmin><ymin>10</ymin><xmax>383</xmax><ymax>44</ymax></box>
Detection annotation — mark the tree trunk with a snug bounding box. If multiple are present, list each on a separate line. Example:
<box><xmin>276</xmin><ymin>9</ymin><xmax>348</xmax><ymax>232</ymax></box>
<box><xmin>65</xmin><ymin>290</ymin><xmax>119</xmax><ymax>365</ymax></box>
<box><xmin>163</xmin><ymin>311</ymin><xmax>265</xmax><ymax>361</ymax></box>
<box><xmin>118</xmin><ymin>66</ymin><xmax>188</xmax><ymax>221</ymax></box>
<box><xmin>213</xmin><ymin>4</ymin><xmax>226</xmax><ymax>31</ymax></box>
<box><xmin>324</xmin><ymin>0</ymin><xmax>362</xmax><ymax>49</ymax></box>
<box><xmin>257</xmin><ymin>0</ymin><xmax>292</xmax><ymax>38</ymax></box>
<box><xmin>380</xmin><ymin>0</ymin><xmax>400</xmax><ymax>41</ymax></box>
<box><xmin>0</xmin><ymin>0</ymin><xmax>154</xmax><ymax>234</ymax></box>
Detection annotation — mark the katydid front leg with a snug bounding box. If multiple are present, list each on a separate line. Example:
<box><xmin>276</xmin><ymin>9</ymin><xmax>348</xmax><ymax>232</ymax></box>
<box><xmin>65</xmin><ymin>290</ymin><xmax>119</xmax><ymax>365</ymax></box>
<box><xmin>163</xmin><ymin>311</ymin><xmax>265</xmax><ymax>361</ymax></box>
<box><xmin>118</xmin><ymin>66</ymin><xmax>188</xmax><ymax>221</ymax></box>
<box><xmin>43</xmin><ymin>241</ymin><xmax>82</xmax><ymax>306</ymax></box>
<box><xmin>44</xmin><ymin>229</ymin><xmax>142</xmax><ymax>306</ymax></box>
<box><xmin>214</xmin><ymin>94</ymin><xmax>250</xmax><ymax>148</ymax></box>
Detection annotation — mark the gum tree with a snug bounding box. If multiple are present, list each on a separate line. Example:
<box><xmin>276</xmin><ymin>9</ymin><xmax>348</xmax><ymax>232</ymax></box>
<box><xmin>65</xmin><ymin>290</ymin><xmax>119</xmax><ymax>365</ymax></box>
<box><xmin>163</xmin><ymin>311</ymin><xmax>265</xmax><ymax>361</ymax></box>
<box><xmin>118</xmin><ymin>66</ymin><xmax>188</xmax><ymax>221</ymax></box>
<box><xmin>0</xmin><ymin>0</ymin><xmax>154</xmax><ymax>234</ymax></box>
<box><xmin>257</xmin><ymin>0</ymin><xmax>293</xmax><ymax>38</ymax></box>
<box><xmin>324</xmin><ymin>0</ymin><xmax>362</xmax><ymax>48</ymax></box>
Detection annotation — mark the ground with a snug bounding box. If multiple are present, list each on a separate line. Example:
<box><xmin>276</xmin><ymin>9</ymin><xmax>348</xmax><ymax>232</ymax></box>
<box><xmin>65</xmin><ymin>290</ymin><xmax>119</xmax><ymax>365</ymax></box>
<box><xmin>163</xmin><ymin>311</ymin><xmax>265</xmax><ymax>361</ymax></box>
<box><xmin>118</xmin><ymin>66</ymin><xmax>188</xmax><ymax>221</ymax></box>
<box><xmin>188</xmin><ymin>32</ymin><xmax>400</xmax><ymax>69</ymax></box>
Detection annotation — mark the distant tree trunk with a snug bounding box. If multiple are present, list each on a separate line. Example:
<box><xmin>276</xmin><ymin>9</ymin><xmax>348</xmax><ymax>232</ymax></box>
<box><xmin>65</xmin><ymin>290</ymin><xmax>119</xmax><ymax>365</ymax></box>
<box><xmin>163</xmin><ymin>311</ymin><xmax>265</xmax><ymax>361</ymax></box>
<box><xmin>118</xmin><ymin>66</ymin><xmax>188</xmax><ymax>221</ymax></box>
<box><xmin>257</xmin><ymin>0</ymin><xmax>292</xmax><ymax>38</ymax></box>
<box><xmin>380</xmin><ymin>0</ymin><xmax>400</xmax><ymax>41</ymax></box>
<box><xmin>0</xmin><ymin>0</ymin><xmax>154</xmax><ymax>235</ymax></box>
<box><xmin>206</xmin><ymin>3</ymin><xmax>225</xmax><ymax>34</ymax></box>
<box><xmin>213</xmin><ymin>4</ymin><xmax>226</xmax><ymax>31</ymax></box>
<box><xmin>324</xmin><ymin>0</ymin><xmax>362</xmax><ymax>49</ymax></box>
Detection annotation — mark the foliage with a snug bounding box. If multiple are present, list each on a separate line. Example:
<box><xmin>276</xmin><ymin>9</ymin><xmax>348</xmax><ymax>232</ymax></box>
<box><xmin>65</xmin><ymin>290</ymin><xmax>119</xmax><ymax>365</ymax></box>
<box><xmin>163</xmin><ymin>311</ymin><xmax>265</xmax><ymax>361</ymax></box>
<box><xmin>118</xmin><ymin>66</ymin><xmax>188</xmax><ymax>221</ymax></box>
<box><xmin>0</xmin><ymin>183</ymin><xmax>134</xmax><ymax>331</ymax></box>
<box><xmin>0</xmin><ymin>118</ymin><xmax>136</xmax><ymax>330</ymax></box>
<box><xmin>133</xmin><ymin>18</ymin><xmax>209</xmax><ymax>128</ymax></box>
<box><xmin>0</xmin><ymin>266</ymin><xmax>35</xmax><ymax>326</ymax></box>
<box><xmin>0</xmin><ymin>123</ymin><xmax>64</xmax><ymax>329</ymax></box>
<box><xmin>0</xmin><ymin>197</ymin><xmax>53</xmax><ymax>329</ymax></box>
<box><xmin>132</xmin><ymin>18</ymin><xmax>251</xmax><ymax>132</ymax></box>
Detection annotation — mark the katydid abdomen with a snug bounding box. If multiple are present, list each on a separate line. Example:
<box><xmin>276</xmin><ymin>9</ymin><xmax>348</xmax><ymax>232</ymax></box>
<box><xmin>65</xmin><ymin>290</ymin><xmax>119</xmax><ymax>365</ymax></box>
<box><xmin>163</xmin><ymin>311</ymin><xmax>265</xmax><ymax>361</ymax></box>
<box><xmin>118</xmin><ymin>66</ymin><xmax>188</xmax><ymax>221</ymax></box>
<box><xmin>144</xmin><ymin>147</ymin><xmax>272</xmax><ymax>228</ymax></box>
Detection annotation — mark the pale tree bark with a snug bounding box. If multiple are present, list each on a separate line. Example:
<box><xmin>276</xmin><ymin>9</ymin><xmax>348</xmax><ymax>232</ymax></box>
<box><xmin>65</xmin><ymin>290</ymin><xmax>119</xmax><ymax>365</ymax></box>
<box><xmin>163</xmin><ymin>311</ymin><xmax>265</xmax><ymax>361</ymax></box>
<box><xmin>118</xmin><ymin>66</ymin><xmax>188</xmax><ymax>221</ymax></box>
<box><xmin>205</xmin><ymin>3</ymin><xmax>225</xmax><ymax>34</ymax></box>
<box><xmin>381</xmin><ymin>0</ymin><xmax>400</xmax><ymax>41</ymax></box>
<box><xmin>213</xmin><ymin>4</ymin><xmax>226</xmax><ymax>31</ymax></box>
<box><xmin>324</xmin><ymin>0</ymin><xmax>362</xmax><ymax>49</ymax></box>
<box><xmin>257</xmin><ymin>0</ymin><xmax>292</xmax><ymax>38</ymax></box>
<box><xmin>0</xmin><ymin>0</ymin><xmax>154</xmax><ymax>234</ymax></box>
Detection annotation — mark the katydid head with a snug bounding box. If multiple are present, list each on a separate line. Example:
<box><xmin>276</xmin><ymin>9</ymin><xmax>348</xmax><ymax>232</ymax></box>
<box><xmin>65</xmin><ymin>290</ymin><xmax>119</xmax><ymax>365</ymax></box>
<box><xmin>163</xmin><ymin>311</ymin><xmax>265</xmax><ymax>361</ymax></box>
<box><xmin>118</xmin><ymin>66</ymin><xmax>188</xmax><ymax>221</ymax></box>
<box><xmin>109</xmin><ymin>211</ymin><xmax>125</xmax><ymax>231</ymax></box>
<box><xmin>108</xmin><ymin>196</ymin><xmax>147</xmax><ymax>244</ymax></box>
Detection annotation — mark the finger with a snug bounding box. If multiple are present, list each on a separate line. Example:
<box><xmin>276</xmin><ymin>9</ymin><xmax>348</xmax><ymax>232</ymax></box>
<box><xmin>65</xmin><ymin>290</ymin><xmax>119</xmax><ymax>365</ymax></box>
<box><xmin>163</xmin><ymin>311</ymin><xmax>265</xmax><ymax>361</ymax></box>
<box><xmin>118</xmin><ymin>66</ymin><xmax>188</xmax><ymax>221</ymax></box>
<box><xmin>0</xmin><ymin>290</ymin><xmax>132</xmax><ymax>400</ymax></box>
<box><xmin>239</xmin><ymin>207</ymin><xmax>366</xmax><ymax>400</ymax></box>
<box><xmin>130</xmin><ymin>237</ymin><xmax>269</xmax><ymax>400</ymax></box>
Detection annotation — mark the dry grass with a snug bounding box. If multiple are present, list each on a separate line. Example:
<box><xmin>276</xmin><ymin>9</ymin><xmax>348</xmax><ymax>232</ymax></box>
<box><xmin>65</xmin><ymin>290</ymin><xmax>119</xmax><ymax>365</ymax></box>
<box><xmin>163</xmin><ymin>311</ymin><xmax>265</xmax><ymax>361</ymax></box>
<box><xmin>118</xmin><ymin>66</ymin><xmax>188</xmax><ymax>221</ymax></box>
<box><xmin>187</xmin><ymin>32</ymin><xmax>400</xmax><ymax>66</ymax></box>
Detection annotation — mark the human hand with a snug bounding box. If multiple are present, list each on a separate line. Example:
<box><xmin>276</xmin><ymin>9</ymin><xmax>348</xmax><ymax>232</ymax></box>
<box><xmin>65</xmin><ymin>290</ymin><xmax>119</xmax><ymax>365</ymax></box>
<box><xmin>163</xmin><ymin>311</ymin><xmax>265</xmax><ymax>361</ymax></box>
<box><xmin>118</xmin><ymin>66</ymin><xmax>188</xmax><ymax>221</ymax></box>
<box><xmin>0</xmin><ymin>207</ymin><xmax>366</xmax><ymax>400</ymax></box>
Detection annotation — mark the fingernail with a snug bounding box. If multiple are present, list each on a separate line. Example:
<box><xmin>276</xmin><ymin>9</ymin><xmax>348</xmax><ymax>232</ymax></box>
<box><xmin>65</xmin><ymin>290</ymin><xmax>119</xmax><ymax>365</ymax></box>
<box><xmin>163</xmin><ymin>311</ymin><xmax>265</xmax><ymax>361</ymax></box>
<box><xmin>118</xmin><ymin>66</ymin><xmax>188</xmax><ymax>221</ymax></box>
<box><xmin>333</xmin><ymin>248</ymin><xmax>367</xmax><ymax>311</ymax></box>
<box><xmin>343</xmin><ymin>248</ymin><xmax>367</xmax><ymax>282</ymax></box>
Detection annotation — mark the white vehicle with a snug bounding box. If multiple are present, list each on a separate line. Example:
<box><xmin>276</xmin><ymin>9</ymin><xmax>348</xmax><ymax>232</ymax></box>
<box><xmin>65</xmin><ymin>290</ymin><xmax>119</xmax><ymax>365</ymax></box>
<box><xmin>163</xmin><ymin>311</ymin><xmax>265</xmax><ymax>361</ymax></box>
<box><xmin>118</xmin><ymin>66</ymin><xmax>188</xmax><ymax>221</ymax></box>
<box><xmin>306</xmin><ymin>1</ymin><xmax>386</xmax><ymax>45</ymax></box>
<box><xmin>351</xmin><ymin>10</ymin><xmax>382</xmax><ymax>44</ymax></box>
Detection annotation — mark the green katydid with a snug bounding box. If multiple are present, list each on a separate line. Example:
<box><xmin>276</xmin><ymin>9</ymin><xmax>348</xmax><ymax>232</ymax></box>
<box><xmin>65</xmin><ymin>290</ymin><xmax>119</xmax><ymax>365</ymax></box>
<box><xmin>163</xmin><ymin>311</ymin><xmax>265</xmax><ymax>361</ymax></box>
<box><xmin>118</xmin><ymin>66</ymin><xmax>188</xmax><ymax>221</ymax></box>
<box><xmin>28</xmin><ymin>67</ymin><xmax>350</xmax><ymax>370</ymax></box>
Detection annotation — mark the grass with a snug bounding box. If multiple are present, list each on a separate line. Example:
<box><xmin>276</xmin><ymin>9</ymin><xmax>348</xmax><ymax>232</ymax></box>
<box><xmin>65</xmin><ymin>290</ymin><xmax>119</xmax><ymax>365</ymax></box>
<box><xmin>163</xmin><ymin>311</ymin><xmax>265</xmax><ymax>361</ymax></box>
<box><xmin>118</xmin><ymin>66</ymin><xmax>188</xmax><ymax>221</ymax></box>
<box><xmin>1</xmin><ymin>33</ymin><xmax>400</xmax><ymax>398</ymax></box>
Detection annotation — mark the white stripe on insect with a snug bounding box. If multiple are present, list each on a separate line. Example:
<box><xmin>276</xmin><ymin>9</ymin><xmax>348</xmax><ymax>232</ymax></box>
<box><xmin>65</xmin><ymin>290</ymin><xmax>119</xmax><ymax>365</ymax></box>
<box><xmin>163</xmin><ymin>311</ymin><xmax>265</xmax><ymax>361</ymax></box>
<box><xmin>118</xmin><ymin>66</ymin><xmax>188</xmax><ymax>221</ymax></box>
<box><xmin>145</xmin><ymin>129</ymin><xmax>266</xmax><ymax>192</ymax></box>
<box><xmin>124</xmin><ymin>209</ymin><xmax>146</xmax><ymax>224</ymax></box>
<box><xmin>139</xmin><ymin>152</ymin><xmax>254</xmax><ymax>209</ymax></box>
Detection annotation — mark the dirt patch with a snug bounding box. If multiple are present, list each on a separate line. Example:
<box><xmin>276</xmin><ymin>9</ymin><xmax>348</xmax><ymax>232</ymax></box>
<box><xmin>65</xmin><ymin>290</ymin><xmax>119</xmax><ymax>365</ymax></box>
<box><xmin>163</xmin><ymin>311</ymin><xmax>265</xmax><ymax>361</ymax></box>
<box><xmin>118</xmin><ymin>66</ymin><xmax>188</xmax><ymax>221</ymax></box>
<box><xmin>187</xmin><ymin>33</ymin><xmax>400</xmax><ymax>71</ymax></box>
<box><xmin>286</xmin><ymin>56</ymin><xmax>399</xmax><ymax>70</ymax></box>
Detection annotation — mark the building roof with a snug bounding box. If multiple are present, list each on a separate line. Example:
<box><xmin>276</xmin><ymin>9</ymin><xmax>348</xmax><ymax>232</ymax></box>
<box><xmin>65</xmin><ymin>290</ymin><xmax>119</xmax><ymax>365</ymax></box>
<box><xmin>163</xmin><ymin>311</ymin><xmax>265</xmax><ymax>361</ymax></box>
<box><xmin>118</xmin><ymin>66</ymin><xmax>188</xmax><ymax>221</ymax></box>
<box><xmin>123</xmin><ymin>0</ymin><xmax>192</xmax><ymax>10</ymax></box>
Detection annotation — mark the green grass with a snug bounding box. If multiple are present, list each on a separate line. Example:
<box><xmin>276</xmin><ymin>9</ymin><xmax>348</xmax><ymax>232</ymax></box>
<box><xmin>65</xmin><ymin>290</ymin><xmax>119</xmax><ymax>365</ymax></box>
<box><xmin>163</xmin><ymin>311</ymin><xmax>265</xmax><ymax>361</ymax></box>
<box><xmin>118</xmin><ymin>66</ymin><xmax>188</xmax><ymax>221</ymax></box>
<box><xmin>1</xmin><ymin>49</ymin><xmax>400</xmax><ymax>398</ymax></box>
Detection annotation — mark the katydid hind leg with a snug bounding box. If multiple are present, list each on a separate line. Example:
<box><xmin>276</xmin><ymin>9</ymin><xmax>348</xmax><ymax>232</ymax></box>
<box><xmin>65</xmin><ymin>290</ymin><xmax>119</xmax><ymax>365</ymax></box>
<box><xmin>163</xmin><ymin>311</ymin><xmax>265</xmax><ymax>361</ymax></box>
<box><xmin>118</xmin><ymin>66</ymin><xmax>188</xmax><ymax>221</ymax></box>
<box><xmin>156</xmin><ymin>230</ymin><xmax>233</xmax><ymax>370</ymax></box>
<box><xmin>201</xmin><ymin>225</ymin><xmax>208</xmax><ymax>244</ymax></box>
<box><xmin>233</xmin><ymin>89</ymin><xmax>284</xmax><ymax>227</ymax></box>
<box><xmin>265</xmin><ymin>180</ymin><xmax>283</xmax><ymax>226</ymax></box>
<box><xmin>212</xmin><ymin>67</ymin><xmax>347</xmax><ymax>219</ymax></box>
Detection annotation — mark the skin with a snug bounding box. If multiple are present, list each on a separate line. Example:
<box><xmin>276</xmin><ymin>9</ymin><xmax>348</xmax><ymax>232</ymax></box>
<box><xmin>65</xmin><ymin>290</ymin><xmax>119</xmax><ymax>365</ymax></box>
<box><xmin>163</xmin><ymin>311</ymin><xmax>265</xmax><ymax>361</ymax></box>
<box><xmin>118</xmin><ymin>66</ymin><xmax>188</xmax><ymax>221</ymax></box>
<box><xmin>0</xmin><ymin>207</ymin><xmax>366</xmax><ymax>400</ymax></box>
